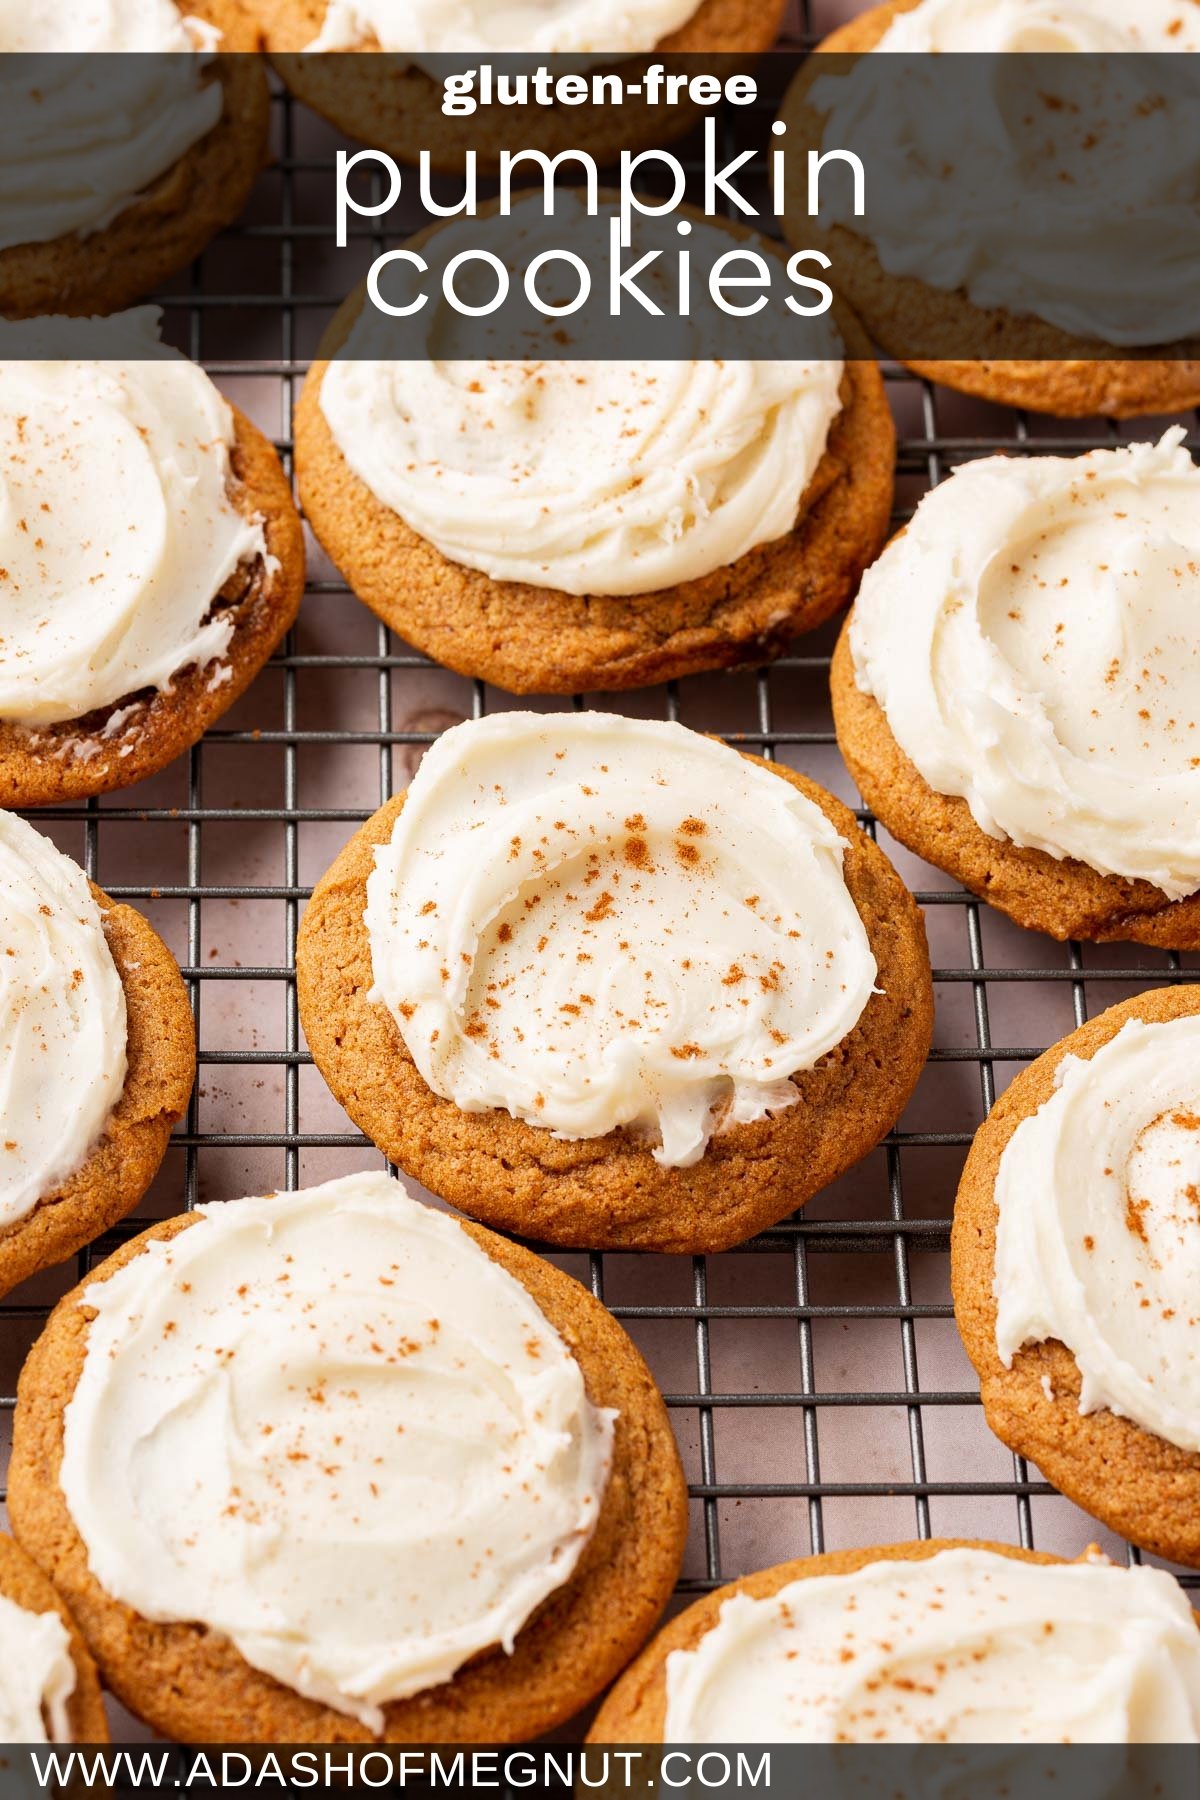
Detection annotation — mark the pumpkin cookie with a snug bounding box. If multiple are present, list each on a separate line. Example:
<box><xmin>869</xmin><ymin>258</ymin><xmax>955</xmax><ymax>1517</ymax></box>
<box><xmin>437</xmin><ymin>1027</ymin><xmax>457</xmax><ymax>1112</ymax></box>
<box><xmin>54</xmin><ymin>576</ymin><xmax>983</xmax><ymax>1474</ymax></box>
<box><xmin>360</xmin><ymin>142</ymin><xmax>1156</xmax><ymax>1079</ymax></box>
<box><xmin>9</xmin><ymin>1170</ymin><xmax>687</xmax><ymax>1744</ymax></box>
<box><xmin>0</xmin><ymin>310</ymin><xmax>305</xmax><ymax>806</ymax></box>
<box><xmin>0</xmin><ymin>812</ymin><xmax>194</xmax><ymax>1299</ymax></box>
<box><xmin>833</xmin><ymin>433</ymin><xmax>1200</xmax><ymax>946</ymax></box>
<box><xmin>0</xmin><ymin>1533</ymin><xmax>107</xmax><ymax>1743</ymax></box>
<box><xmin>778</xmin><ymin>0</ymin><xmax>1200</xmax><ymax>419</ymax></box>
<box><xmin>297</xmin><ymin>205</ymin><xmax>892</xmax><ymax>695</ymax></box>
<box><xmin>953</xmin><ymin>987</ymin><xmax>1200</xmax><ymax>1568</ymax></box>
<box><xmin>254</xmin><ymin>0</ymin><xmax>787</xmax><ymax>170</ymax></box>
<box><xmin>589</xmin><ymin>1538</ymin><xmax>1200</xmax><ymax>1741</ymax></box>
<box><xmin>297</xmin><ymin>712</ymin><xmax>932</xmax><ymax>1253</ymax></box>
<box><xmin>0</xmin><ymin>0</ymin><xmax>269</xmax><ymax>319</ymax></box>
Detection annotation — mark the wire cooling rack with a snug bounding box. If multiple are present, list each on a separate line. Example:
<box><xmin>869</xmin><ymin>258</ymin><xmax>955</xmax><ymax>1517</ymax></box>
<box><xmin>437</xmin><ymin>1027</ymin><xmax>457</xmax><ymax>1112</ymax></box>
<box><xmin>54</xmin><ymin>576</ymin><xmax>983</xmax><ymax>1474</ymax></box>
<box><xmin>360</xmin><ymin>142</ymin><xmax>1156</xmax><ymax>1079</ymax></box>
<box><xmin>4</xmin><ymin>0</ymin><xmax>1200</xmax><ymax>1739</ymax></box>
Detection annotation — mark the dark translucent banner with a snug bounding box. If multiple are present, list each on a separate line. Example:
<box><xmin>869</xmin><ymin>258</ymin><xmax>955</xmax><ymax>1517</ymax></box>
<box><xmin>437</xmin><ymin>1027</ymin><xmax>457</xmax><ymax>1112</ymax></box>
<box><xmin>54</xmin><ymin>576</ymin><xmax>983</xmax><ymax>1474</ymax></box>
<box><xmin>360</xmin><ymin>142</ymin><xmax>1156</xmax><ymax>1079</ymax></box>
<box><xmin>0</xmin><ymin>52</ymin><xmax>1194</xmax><ymax>358</ymax></box>
<box><xmin>2</xmin><ymin>1742</ymin><xmax>1198</xmax><ymax>1798</ymax></box>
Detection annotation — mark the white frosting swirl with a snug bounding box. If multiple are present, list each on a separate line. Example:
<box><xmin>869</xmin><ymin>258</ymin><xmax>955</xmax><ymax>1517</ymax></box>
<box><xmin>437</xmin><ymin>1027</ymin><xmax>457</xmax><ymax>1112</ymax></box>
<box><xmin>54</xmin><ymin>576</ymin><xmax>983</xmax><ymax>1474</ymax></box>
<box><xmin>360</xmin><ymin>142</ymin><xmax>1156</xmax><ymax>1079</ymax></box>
<box><xmin>0</xmin><ymin>308</ymin><xmax>269</xmax><ymax>729</ymax></box>
<box><xmin>364</xmin><ymin>712</ymin><xmax>877</xmax><ymax>1168</ymax></box>
<box><xmin>812</xmin><ymin>0</ymin><xmax>1200</xmax><ymax>345</ymax></box>
<box><xmin>664</xmin><ymin>1548</ymin><xmax>1200</xmax><ymax>1742</ymax></box>
<box><xmin>59</xmin><ymin>1171</ymin><xmax>614</xmax><ymax>1731</ymax></box>
<box><xmin>871</xmin><ymin>0</ymin><xmax>1200</xmax><ymax>51</ymax></box>
<box><xmin>850</xmin><ymin>431</ymin><xmax>1200</xmax><ymax>898</ymax></box>
<box><xmin>320</xmin><ymin>200</ymin><xmax>843</xmax><ymax>598</ymax></box>
<box><xmin>308</xmin><ymin>0</ymin><xmax>698</xmax><ymax>53</ymax></box>
<box><xmin>995</xmin><ymin>1012</ymin><xmax>1200</xmax><ymax>1452</ymax></box>
<box><xmin>0</xmin><ymin>812</ymin><xmax>127</xmax><ymax>1232</ymax></box>
<box><xmin>0</xmin><ymin>1591</ymin><xmax>76</xmax><ymax>1743</ymax></box>
<box><xmin>0</xmin><ymin>2</ymin><xmax>223</xmax><ymax>252</ymax></box>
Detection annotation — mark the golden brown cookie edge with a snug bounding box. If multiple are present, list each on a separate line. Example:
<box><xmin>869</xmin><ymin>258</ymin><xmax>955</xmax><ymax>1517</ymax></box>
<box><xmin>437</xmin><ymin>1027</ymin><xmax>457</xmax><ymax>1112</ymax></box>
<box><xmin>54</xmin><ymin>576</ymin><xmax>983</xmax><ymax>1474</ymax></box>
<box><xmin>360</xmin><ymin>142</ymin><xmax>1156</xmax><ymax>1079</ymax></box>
<box><xmin>778</xmin><ymin>0</ymin><xmax>1200</xmax><ymax>417</ymax></box>
<box><xmin>0</xmin><ymin>884</ymin><xmax>195</xmax><ymax>1300</ymax></box>
<box><xmin>951</xmin><ymin>985</ymin><xmax>1200</xmax><ymax>1568</ymax></box>
<box><xmin>256</xmin><ymin>0</ymin><xmax>789</xmax><ymax>170</ymax></box>
<box><xmin>9</xmin><ymin>1196</ymin><xmax>688</xmax><ymax>1744</ymax></box>
<box><xmin>294</xmin><ymin>296</ymin><xmax>893</xmax><ymax>695</ymax></box>
<box><xmin>295</xmin><ymin>752</ymin><xmax>933</xmax><ymax>1252</ymax></box>
<box><xmin>830</xmin><ymin>619</ymin><xmax>1200</xmax><ymax>948</ymax></box>
<box><xmin>0</xmin><ymin>0</ymin><xmax>269</xmax><ymax>318</ymax></box>
<box><xmin>0</xmin><ymin>1532</ymin><xmax>109</xmax><ymax>1742</ymax></box>
<box><xmin>0</xmin><ymin>404</ymin><xmax>306</xmax><ymax>806</ymax></box>
<box><xmin>587</xmin><ymin>1537</ymin><xmax>1071</xmax><ymax>1740</ymax></box>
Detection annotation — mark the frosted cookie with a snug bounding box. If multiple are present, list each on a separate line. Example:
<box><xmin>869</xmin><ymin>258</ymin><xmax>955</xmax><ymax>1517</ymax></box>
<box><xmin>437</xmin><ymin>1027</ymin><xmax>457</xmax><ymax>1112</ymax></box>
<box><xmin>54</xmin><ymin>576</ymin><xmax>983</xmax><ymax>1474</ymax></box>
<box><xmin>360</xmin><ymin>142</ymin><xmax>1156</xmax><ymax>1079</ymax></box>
<box><xmin>0</xmin><ymin>812</ymin><xmax>194</xmax><ymax>1297</ymax></box>
<box><xmin>589</xmin><ymin>1539</ymin><xmax>1200</xmax><ymax>1741</ymax></box>
<box><xmin>0</xmin><ymin>310</ymin><xmax>305</xmax><ymax>805</ymax></box>
<box><xmin>778</xmin><ymin>0</ymin><xmax>1200</xmax><ymax>419</ymax></box>
<box><xmin>297</xmin><ymin>207</ymin><xmax>893</xmax><ymax>695</ymax></box>
<box><xmin>0</xmin><ymin>0</ymin><xmax>269</xmax><ymax>318</ymax></box>
<box><xmin>0</xmin><ymin>1534</ymin><xmax>106</xmax><ymax>1743</ymax></box>
<box><xmin>9</xmin><ymin>1170</ymin><xmax>687</xmax><ymax>1743</ymax></box>
<box><xmin>953</xmin><ymin>988</ymin><xmax>1200</xmax><ymax>1567</ymax></box>
<box><xmin>296</xmin><ymin>712</ymin><xmax>933</xmax><ymax>1253</ymax></box>
<box><xmin>254</xmin><ymin>0</ymin><xmax>788</xmax><ymax>171</ymax></box>
<box><xmin>833</xmin><ymin>432</ymin><xmax>1200</xmax><ymax>945</ymax></box>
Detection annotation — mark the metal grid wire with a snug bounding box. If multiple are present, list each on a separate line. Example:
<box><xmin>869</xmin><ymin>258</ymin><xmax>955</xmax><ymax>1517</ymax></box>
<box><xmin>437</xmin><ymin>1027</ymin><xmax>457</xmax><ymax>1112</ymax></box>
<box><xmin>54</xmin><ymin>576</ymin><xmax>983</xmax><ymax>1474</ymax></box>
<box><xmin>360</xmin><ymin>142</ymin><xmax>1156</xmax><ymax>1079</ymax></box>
<box><xmin>3</xmin><ymin>0</ymin><xmax>1200</xmax><ymax>1737</ymax></box>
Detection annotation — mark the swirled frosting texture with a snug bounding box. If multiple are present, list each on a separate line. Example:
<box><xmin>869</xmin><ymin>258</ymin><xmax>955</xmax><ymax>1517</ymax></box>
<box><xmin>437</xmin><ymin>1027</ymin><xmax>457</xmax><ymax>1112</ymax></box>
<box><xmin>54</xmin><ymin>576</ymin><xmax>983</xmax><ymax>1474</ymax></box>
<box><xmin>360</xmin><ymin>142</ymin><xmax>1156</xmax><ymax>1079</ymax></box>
<box><xmin>0</xmin><ymin>308</ymin><xmax>269</xmax><ymax>728</ymax></box>
<box><xmin>0</xmin><ymin>812</ymin><xmax>126</xmax><ymax>1231</ymax></box>
<box><xmin>0</xmin><ymin>1</ymin><xmax>222</xmax><ymax>251</ymax></box>
<box><xmin>320</xmin><ymin>203</ymin><xmax>843</xmax><ymax>598</ymax></box>
<box><xmin>850</xmin><ymin>432</ymin><xmax>1200</xmax><ymax>897</ymax></box>
<box><xmin>0</xmin><ymin>1593</ymin><xmax>76</xmax><ymax>1743</ymax></box>
<box><xmin>365</xmin><ymin>713</ymin><xmax>877</xmax><ymax>1168</ymax></box>
<box><xmin>869</xmin><ymin>0</ymin><xmax>1200</xmax><ymax>48</ymax></box>
<box><xmin>309</xmin><ymin>0</ymin><xmax>698</xmax><ymax>52</ymax></box>
<box><xmin>812</xmin><ymin>0</ymin><xmax>1200</xmax><ymax>345</ymax></box>
<box><xmin>664</xmin><ymin>1548</ymin><xmax>1200</xmax><ymax>1742</ymax></box>
<box><xmin>995</xmin><ymin>1013</ymin><xmax>1200</xmax><ymax>1451</ymax></box>
<box><xmin>59</xmin><ymin>1172</ymin><xmax>614</xmax><ymax>1730</ymax></box>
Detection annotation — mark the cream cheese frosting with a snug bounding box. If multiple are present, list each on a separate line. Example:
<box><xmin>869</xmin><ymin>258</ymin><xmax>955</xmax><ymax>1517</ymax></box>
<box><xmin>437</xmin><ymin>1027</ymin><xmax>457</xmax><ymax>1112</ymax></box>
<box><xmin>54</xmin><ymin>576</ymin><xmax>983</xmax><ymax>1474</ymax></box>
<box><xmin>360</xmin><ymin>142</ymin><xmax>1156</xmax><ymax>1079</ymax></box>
<box><xmin>0</xmin><ymin>1</ymin><xmax>223</xmax><ymax>252</ymax></box>
<box><xmin>0</xmin><ymin>1592</ymin><xmax>77</xmax><ymax>1743</ymax></box>
<box><xmin>320</xmin><ymin>200</ymin><xmax>844</xmax><ymax>598</ymax></box>
<box><xmin>849</xmin><ymin>431</ymin><xmax>1200</xmax><ymax>898</ymax></box>
<box><xmin>0</xmin><ymin>308</ymin><xmax>269</xmax><ymax>729</ymax></box>
<box><xmin>994</xmin><ymin>1013</ymin><xmax>1200</xmax><ymax>1452</ymax></box>
<box><xmin>867</xmin><ymin>0</ymin><xmax>1200</xmax><ymax>52</ymax></box>
<box><xmin>811</xmin><ymin>0</ymin><xmax>1200</xmax><ymax>345</ymax></box>
<box><xmin>0</xmin><ymin>812</ymin><xmax>127</xmax><ymax>1232</ymax></box>
<box><xmin>308</xmin><ymin>0</ymin><xmax>699</xmax><ymax>53</ymax></box>
<box><xmin>59</xmin><ymin>1171</ymin><xmax>614</xmax><ymax>1731</ymax></box>
<box><xmin>664</xmin><ymin>1548</ymin><xmax>1200</xmax><ymax>1742</ymax></box>
<box><xmin>364</xmin><ymin>712</ymin><xmax>877</xmax><ymax>1168</ymax></box>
